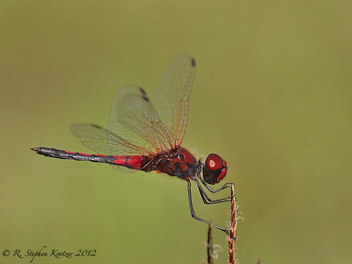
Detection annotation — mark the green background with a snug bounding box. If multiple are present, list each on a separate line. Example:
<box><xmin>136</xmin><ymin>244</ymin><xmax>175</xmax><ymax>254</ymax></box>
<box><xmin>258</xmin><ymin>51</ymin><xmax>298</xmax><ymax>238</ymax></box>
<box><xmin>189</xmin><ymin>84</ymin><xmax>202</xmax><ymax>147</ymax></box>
<box><xmin>1</xmin><ymin>1</ymin><xmax>351</xmax><ymax>263</ymax></box>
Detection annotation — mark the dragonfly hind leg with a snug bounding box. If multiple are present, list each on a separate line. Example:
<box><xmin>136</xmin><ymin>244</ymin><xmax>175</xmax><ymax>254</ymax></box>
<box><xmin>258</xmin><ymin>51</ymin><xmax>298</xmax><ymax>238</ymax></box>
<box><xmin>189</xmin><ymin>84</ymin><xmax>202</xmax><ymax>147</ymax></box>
<box><xmin>186</xmin><ymin>179</ymin><xmax>230</xmax><ymax>236</ymax></box>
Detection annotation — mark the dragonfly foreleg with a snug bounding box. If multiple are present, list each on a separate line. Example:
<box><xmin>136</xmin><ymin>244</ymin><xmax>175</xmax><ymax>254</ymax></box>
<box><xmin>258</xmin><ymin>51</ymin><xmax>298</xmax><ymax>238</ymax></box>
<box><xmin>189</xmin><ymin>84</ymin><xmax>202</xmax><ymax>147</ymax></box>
<box><xmin>199</xmin><ymin>176</ymin><xmax>233</xmax><ymax>194</ymax></box>
<box><xmin>194</xmin><ymin>178</ymin><xmax>232</xmax><ymax>204</ymax></box>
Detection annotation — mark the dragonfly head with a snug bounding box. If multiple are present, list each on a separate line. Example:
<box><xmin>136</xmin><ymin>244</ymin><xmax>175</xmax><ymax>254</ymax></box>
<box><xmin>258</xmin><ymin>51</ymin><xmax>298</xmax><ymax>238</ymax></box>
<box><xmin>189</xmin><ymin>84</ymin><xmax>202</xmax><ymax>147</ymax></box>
<box><xmin>202</xmin><ymin>154</ymin><xmax>227</xmax><ymax>185</ymax></box>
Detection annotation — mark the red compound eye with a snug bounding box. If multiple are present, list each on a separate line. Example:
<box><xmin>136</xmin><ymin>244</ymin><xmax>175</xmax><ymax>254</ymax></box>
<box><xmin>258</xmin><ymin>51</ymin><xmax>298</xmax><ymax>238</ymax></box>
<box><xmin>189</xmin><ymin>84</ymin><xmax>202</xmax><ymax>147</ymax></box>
<box><xmin>206</xmin><ymin>154</ymin><xmax>223</xmax><ymax>171</ymax></box>
<box><xmin>203</xmin><ymin>154</ymin><xmax>227</xmax><ymax>185</ymax></box>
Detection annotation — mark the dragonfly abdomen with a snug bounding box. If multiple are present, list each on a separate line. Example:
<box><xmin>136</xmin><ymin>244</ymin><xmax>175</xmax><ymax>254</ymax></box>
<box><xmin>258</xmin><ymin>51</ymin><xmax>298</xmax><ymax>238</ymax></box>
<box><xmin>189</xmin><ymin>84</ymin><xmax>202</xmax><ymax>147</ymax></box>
<box><xmin>31</xmin><ymin>147</ymin><xmax>145</xmax><ymax>170</ymax></box>
<box><xmin>108</xmin><ymin>155</ymin><xmax>144</xmax><ymax>170</ymax></box>
<box><xmin>31</xmin><ymin>147</ymin><xmax>109</xmax><ymax>163</ymax></box>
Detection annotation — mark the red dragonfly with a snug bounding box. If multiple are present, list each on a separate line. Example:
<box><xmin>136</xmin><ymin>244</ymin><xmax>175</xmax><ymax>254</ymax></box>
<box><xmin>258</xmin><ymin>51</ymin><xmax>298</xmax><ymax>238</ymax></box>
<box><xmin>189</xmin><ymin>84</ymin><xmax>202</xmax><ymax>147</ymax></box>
<box><xmin>31</xmin><ymin>55</ymin><xmax>231</xmax><ymax>235</ymax></box>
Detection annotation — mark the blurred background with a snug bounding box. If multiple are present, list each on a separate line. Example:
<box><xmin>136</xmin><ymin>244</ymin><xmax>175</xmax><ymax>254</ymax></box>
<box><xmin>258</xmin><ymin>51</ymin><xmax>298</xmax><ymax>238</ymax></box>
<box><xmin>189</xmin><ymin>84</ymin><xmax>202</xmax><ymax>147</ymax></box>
<box><xmin>1</xmin><ymin>1</ymin><xmax>351</xmax><ymax>263</ymax></box>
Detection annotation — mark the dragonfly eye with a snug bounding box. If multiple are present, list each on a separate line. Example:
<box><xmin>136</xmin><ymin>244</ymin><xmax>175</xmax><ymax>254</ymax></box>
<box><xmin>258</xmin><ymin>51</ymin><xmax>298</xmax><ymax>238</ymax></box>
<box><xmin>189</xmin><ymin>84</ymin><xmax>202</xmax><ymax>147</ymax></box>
<box><xmin>203</xmin><ymin>154</ymin><xmax>228</xmax><ymax>185</ymax></box>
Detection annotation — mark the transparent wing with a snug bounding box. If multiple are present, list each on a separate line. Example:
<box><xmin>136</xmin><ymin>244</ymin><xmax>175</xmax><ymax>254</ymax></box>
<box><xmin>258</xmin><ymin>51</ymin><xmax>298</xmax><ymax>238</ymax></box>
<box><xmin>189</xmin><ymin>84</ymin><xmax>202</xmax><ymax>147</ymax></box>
<box><xmin>71</xmin><ymin>123</ymin><xmax>143</xmax><ymax>173</ymax></box>
<box><xmin>71</xmin><ymin>84</ymin><xmax>174</xmax><ymax>156</ymax></box>
<box><xmin>71</xmin><ymin>56</ymin><xmax>196</xmax><ymax>173</ymax></box>
<box><xmin>152</xmin><ymin>55</ymin><xmax>196</xmax><ymax>146</ymax></box>
<box><xmin>109</xmin><ymin>85</ymin><xmax>174</xmax><ymax>153</ymax></box>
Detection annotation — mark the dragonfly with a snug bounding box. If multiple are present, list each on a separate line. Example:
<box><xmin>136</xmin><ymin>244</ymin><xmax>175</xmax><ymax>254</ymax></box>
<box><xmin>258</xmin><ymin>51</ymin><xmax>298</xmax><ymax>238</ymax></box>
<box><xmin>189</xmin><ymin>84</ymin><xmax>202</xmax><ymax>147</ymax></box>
<box><xmin>31</xmin><ymin>55</ymin><xmax>232</xmax><ymax>235</ymax></box>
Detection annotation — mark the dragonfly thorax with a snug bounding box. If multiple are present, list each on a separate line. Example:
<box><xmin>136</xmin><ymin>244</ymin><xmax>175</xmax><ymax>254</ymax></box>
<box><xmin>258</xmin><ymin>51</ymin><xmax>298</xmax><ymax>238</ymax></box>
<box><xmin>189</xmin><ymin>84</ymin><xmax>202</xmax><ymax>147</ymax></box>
<box><xmin>144</xmin><ymin>146</ymin><xmax>200</xmax><ymax>180</ymax></box>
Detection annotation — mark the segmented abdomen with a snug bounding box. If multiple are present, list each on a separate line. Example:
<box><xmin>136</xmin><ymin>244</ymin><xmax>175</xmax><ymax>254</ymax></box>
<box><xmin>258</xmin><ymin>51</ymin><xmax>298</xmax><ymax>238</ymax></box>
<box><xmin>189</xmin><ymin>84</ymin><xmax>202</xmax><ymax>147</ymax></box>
<box><xmin>31</xmin><ymin>147</ymin><xmax>144</xmax><ymax>170</ymax></box>
<box><xmin>107</xmin><ymin>155</ymin><xmax>143</xmax><ymax>170</ymax></box>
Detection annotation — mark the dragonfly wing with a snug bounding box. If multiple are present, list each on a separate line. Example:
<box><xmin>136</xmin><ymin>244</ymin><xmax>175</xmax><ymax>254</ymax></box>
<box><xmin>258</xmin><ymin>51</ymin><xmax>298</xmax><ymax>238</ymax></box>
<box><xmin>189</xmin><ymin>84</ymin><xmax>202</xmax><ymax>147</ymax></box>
<box><xmin>71</xmin><ymin>124</ymin><xmax>113</xmax><ymax>155</ymax></box>
<box><xmin>71</xmin><ymin>123</ymin><xmax>142</xmax><ymax>173</ymax></box>
<box><xmin>151</xmin><ymin>55</ymin><xmax>196</xmax><ymax>147</ymax></box>
<box><xmin>71</xmin><ymin>56</ymin><xmax>196</xmax><ymax>172</ymax></box>
<box><xmin>109</xmin><ymin>85</ymin><xmax>173</xmax><ymax>153</ymax></box>
<box><xmin>110</xmin><ymin>164</ymin><xmax>138</xmax><ymax>174</ymax></box>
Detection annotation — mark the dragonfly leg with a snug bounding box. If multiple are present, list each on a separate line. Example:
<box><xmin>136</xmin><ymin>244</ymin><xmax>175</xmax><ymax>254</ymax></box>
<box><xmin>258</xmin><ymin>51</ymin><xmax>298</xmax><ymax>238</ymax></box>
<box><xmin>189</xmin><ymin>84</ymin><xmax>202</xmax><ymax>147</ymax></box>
<box><xmin>186</xmin><ymin>179</ymin><xmax>229</xmax><ymax>236</ymax></box>
<box><xmin>199</xmin><ymin>176</ymin><xmax>234</xmax><ymax>194</ymax></box>
<box><xmin>194</xmin><ymin>178</ymin><xmax>232</xmax><ymax>204</ymax></box>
